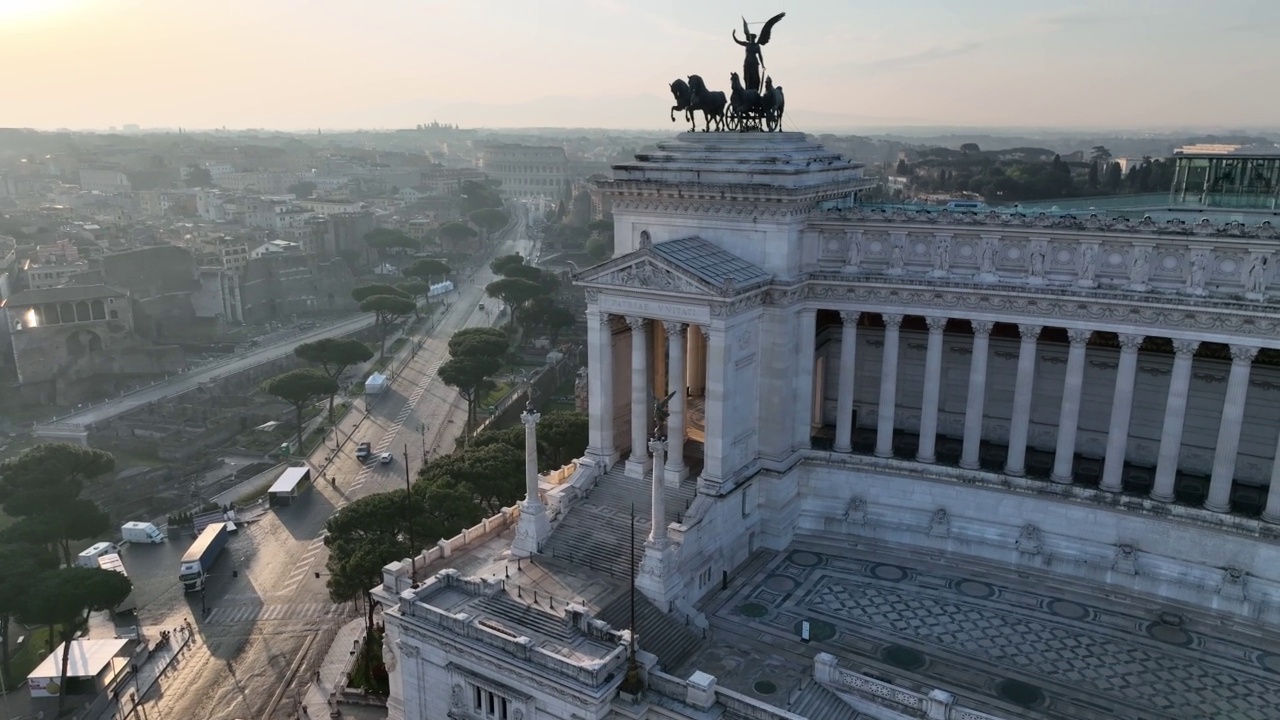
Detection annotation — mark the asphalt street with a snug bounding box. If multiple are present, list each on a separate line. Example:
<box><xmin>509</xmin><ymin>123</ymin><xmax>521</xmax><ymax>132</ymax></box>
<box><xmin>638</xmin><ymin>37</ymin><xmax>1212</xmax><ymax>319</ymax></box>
<box><xmin>110</xmin><ymin>206</ymin><xmax>536</xmax><ymax>720</ymax></box>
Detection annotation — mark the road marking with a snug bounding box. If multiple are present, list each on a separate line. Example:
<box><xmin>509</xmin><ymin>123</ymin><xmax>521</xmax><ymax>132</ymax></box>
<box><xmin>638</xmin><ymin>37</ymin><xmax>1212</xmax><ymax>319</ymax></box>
<box><xmin>204</xmin><ymin>601</ymin><xmax>337</xmax><ymax>625</ymax></box>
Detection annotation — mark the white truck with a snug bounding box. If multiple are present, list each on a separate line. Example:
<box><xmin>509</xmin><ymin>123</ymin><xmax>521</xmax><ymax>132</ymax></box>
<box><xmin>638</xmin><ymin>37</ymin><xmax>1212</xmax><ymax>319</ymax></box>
<box><xmin>121</xmin><ymin>521</ymin><xmax>165</xmax><ymax>544</ymax></box>
<box><xmin>76</xmin><ymin>541</ymin><xmax>121</xmax><ymax>568</ymax></box>
<box><xmin>97</xmin><ymin>554</ymin><xmax>138</xmax><ymax>613</ymax></box>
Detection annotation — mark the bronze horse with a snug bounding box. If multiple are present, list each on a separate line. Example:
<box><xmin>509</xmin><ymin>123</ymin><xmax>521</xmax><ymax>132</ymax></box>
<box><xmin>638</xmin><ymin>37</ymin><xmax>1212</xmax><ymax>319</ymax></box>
<box><xmin>669</xmin><ymin>76</ymin><xmax>726</xmax><ymax>132</ymax></box>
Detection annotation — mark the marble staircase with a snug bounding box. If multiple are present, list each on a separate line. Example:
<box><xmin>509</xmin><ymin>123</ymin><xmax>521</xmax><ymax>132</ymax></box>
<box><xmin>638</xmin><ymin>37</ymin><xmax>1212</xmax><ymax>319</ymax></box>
<box><xmin>542</xmin><ymin>464</ymin><xmax>698</xmax><ymax>579</ymax></box>
<box><xmin>477</xmin><ymin>592</ymin><xmax>575</xmax><ymax>643</ymax></box>
<box><xmin>788</xmin><ymin>681</ymin><xmax>865</xmax><ymax>720</ymax></box>
<box><xmin>598</xmin><ymin>591</ymin><xmax>703</xmax><ymax>673</ymax></box>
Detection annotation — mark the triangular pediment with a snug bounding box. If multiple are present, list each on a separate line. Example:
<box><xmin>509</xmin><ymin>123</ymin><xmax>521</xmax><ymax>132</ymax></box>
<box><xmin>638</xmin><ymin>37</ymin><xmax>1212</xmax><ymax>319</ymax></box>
<box><xmin>576</xmin><ymin>253</ymin><xmax>719</xmax><ymax>297</ymax></box>
<box><xmin>576</xmin><ymin>236</ymin><xmax>771</xmax><ymax>297</ymax></box>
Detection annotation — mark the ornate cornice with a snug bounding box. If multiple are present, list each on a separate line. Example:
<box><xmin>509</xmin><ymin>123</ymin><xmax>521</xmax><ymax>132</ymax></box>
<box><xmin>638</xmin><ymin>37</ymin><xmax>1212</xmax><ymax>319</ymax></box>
<box><xmin>819</xmin><ymin>206</ymin><xmax>1279</xmax><ymax>239</ymax></box>
<box><xmin>611</xmin><ymin>197</ymin><xmax>816</xmax><ymax>219</ymax></box>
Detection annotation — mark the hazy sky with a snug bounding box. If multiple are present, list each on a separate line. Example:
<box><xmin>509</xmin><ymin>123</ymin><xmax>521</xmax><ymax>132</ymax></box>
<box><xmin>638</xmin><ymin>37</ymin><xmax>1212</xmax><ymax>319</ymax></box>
<box><xmin>1</xmin><ymin>0</ymin><xmax>1275</xmax><ymax>131</ymax></box>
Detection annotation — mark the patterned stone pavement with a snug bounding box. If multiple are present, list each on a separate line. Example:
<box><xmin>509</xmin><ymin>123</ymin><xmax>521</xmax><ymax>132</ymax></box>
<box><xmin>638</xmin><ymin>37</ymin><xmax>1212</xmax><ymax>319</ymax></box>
<box><xmin>688</xmin><ymin>541</ymin><xmax>1280</xmax><ymax>719</ymax></box>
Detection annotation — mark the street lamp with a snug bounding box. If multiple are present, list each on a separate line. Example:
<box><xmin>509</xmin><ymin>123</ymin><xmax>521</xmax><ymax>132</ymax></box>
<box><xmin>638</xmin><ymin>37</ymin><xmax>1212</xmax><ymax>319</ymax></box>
<box><xmin>418</xmin><ymin>422</ymin><xmax>429</xmax><ymax>464</ymax></box>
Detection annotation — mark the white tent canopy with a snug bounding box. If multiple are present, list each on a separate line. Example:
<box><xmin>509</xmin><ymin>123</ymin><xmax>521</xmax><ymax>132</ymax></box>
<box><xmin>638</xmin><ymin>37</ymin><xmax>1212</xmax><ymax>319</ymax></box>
<box><xmin>365</xmin><ymin>372</ymin><xmax>388</xmax><ymax>395</ymax></box>
<box><xmin>28</xmin><ymin>638</ymin><xmax>128</xmax><ymax>697</ymax></box>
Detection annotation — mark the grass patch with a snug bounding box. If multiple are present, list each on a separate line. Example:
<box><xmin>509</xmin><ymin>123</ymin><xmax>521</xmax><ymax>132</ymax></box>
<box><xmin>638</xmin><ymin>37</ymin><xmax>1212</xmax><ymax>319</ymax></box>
<box><xmin>10</xmin><ymin>625</ymin><xmax>60</xmax><ymax>683</ymax></box>
<box><xmin>480</xmin><ymin>382</ymin><xmax>511</xmax><ymax>410</ymax></box>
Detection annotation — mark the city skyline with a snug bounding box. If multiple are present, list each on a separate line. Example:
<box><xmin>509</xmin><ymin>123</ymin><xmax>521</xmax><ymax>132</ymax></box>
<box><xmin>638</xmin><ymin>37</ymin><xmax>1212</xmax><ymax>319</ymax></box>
<box><xmin>1</xmin><ymin>0</ymin><xmax>1276</xmax><ymax>132</ymax></box>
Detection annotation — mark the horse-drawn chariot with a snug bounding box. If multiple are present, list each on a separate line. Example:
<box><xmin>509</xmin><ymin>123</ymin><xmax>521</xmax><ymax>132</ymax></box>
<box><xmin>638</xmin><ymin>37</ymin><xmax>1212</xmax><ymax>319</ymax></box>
<box><xmin>666</xmin><ymin>13</ymin><xmax>787</xmax><ymax>133</ymax></box>
<box><xmin>726</xmin><ymin>73</ymin><xmax>784</xmax><ymax>132</ymax></box>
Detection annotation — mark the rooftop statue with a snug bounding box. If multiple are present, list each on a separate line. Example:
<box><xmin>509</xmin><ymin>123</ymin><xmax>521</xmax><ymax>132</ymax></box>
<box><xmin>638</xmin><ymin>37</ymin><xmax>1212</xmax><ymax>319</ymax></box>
<box><xmin>732</xmin><ymin>13</ymin><xmax>785</xmax><ymax>93</ymax></box>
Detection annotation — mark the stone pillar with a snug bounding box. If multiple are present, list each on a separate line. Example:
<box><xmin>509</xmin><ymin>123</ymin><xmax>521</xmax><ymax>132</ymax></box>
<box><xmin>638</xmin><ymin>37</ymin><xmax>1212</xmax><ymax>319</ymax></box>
<box><xmin>1151</xmin><ymin>340</ymin><xmax>1200</xmax><ymax>502</ymax></box>
<box><xmin>649</xmin><ymin>438</ymin><xmax>667</xmax><ymax>545</ymax></box>
<box><xmin>959</xmin><ymin>321</ymin><xmax>993</xmax><ymax>470</ymax></box>
<box><xmin>585</xmin><ymin>309</ymin><xmax>615</xmax><ymax>465</ymax></box>
<box><xmin>512</xmin><ymin>407</ymin><xmax>550</xmax><ymax>557</ymax></box>
<box><xmin>916</xmin><ymin>317</ymin><xmax>947</xmax><ymax>463</ymax></box>
<box><xmin>1004</xmin><ymin>324</ymin><xmax>1042</xmax><ymax>477</ymax></box>
<box><xmin>1050</xmin><ymin>330</ymin><xmax>1092</xmax><ymax>484</ymax></box>
<box><xmin>794</xmin><ymin>309</ymin><xmax>818</xmax><ymax>451</ymax></box>
<box><xmin>687</xmin><ymin>326</ymin><xmax>707</xmax><ymax>397</ymax></box>
<box><xmin>834</xmin><ymin>312</ymin><xmax>860</xmax><ymax>453</ymax></box>
<box><xmin>663</xmin><ymin>322</ymin><xmax>688</xmax><ymax>484</ymax></box>
<box><xmin>1205</xmin><ymin>345</ymin><xmax>1258</xmax><ymax>513</ymax></box>
<box><xmin>1099</xmin><ymin>334</ymin><xmax>1145</xmax><ymax>493</ymax></box>
<box><xmin>1262</xmin><ymin>429</ymin><xmax>1280</xmax><ymax>524</ymax></box>
<box><xmin>697</xmin><ymin>325</ymin><xmax>731</xmax><ymax>493</ymax></box>
<box><xmin>874</xmin><ymin>314</ymin><xmax>904</xmax><ymax>458</ymax></box>
<box><xmin>624</xmin><ymin>317</ymin><xmax>651</xmax><ymax>479</ymax></box>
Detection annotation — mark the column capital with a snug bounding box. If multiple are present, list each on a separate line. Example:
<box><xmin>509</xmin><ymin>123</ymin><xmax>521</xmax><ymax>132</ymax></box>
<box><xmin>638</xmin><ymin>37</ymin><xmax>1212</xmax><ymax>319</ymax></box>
<box><xmin>1066</xmin><ymin>329</ymin><xmax>1093</xmax><ymax>346</ymax></box>
<box><xmin>624</xmin><ymin>315</ymin><xmax>647</xmax><ymax>331</ymax></box>
<box><xmin>520</xmin><ymin>409</ymin><xmax>541</xmax><ymax>426</ymax></box>
<box><xmin>648</xmin><ymin>437</ymin><xmax>668</xmax><ymax>454</ymax></box>
<box><xmin>882</xmin><ymin>313</ymin><xmax>904</xmax><ymax>330</ymax></box>
<box><xmin>1171</xmin><ymin>339</ymin><xmax>1201</xmax><ymax>356</ymax></box>
<box><xmin>1117</xmin><ymin>334</ymin><xmax>1145</xmax><ymax>352</ymax></box>
<box><xmin>591</xmin><ymin>310</ymin><xmax>614</xmax><ymax>328</ymax></box>
<box><xmin>1229</xmin><ymin>344</ymin><xmax>1259</xmax><ymax>363</ymax></box>
<box><xmin>839</xmin><ymin>311</ymin><xmax>861</xmax><ymax>326</ymax></box>
<box><xmin>1018</xmin><ymin>324</ymin><xmax>1043</xmax><ymax>341</ymax></box>
<box><xmin>662</xmin><ymin>321</ymin><xmax>687</xmax><ymax>338</ymax></box>
<box><xmin>970</xmin><ymin>320</ymin><xmax>994</xmax><ymax>337</ymax></box>
<box><xmin>924</xmin><ymin>316</ymin><xmax>948</xmax><ymax>333</ymax></box>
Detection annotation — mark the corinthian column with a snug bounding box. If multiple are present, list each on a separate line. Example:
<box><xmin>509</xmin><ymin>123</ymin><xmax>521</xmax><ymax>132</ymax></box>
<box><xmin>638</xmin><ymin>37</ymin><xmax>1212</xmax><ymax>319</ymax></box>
<box><xmin>1150</xmin><ymin>340</ymin><xmax>1200</xmax><ymax>502</ymax></box>
<box><xmin>1050</xmin><ymin>330</ymin><xmax>1092</xmax><ymax>484</ymax></box>
<box><xmin>511</xmin><ymin>406</ymin><xmax>550</xmax><ymax>557</ymax></box>
<box><xmin>1262</xmin><ymin>429</ymin><xmax>1280</xmax><ymax>524</ymax></box>
<box><xmin>959</xmin><ymin>321</ymin><xmax>993</xmax><ymax>470</ymax></box>
<box><xmin>585</xmin><ymin>309</ymin><xmax>615</xmax><ymax>465</ymax></box>
<box><xmin>834</xmin><ymin>312</ymin><xmax>860</xmax><ymax>453</ymax></box>
<box><xmin>1204</xmin><ymin>345</ymin><xmax>1258</xmax><ymax>512</ymax></box>
<box><xmin>649</xmin><ymin>437</ymin><xmax>668</xmax><ymax>545</ymax></box>
<box><xmin>916</xmin><ymin>316</ymin><xmax>947</xmax><ymax>463</ymax></box>
<box><xmin>1099</xmin><ymin>334</ymin><xmax>1145</xmax><ymax>493</ymax></box>
<box><xmin>1004</xmin><ymin>324</ymin><xmax>1042</xmax><ymax>477</ymax></box>
<box><xmin>874</xmin><ymin>314</ymin><xmax>904</xmax><ymax>458</ymax></box>
<box><xmin>624</xmin><ymin>317</ymin><xmax>651</xmax><ymax>478</ymax></box>
<box><xmin>663</xmin><ymin>322</ymin><xmax>688</xmax><ymax>484</ymax></box>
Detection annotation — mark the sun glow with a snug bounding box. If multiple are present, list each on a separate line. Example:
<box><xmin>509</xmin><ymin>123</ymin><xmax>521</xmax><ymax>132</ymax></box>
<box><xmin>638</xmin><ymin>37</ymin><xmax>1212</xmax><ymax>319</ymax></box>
<box><xmin>0</xmin><ymin>0</ymin><xmax>81</xmax><ymax>24</ymax></box>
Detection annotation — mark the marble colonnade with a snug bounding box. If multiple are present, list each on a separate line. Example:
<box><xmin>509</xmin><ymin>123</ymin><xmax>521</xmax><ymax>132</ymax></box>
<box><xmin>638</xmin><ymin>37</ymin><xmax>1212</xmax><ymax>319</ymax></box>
<box><xmin>816</xmin><ymin>310</ymin><xmax>1280</xmax><ymax>522</ymax></box>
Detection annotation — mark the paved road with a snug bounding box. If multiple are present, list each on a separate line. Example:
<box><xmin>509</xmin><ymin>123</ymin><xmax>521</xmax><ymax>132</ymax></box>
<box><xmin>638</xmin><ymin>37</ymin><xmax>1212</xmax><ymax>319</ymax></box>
<box><xmin>117</xmin><ymin>206</ymin><xmax>535</xmax><ymax>720</ymax></box>
<box><xmin>36</xmin><ymin>314</ymin><xmax>376</xmax><ymax>431</ymax></box>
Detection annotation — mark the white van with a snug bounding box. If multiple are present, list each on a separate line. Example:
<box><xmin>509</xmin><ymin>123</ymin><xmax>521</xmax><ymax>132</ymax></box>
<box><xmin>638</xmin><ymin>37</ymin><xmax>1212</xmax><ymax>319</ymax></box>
<box><xmin>76</xmin><ymin>541</ymin><xmax>122</xmax><ymax>568</ymax></box>
<box><xmin>121</xmin><ymin>521</ymin><xmax>165</xmax><ymax>544</ymax></box>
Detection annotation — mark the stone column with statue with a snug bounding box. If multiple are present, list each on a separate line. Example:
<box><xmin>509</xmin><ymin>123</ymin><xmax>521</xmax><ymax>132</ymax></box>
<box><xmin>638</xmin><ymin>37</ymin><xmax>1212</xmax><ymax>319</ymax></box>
<box><xmin>512</xmin><ymin>403</ymin><xmax>551</xmax><ymax>557</ymax></box>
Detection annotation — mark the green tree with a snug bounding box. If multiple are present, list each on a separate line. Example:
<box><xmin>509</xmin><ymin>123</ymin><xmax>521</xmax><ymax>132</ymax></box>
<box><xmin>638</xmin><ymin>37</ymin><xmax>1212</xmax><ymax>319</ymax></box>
<box><xmin>448</xmin><ymin>327</ymin><xmax>509</xmax><ymax>361</ymax></box>
<box><xmin>261</xmin><ymin>368</ymin><xmax>339</xmax><ymax>452</ymax></box>
<box><xmin>489</xmin><ymin>254</ymin><xmax>526</xmax><ymax>276</ymax></box>
<box><xmin>587</xmin><ymin>219</ymin><xmax>613</xmax><ymax>236</ymax></box>
<box><xmin>1105</xmin><ymin>161</ymin><xmax>1123</xmax><ymax>191</ymax></box>
<box><xmin>184</xmin><ymin>165</ymin><xmax>214</xmax><ymax>188</ymax></box>
<box><xmin>959</xmin><ymin>143</ymin><xmax>981</xmax><ymax>154</ymax></box>
<box><xmin>456</xmin><ymin>179</ymin><xmax>504</xmax><ymax>213</ymax></box>
<box><xmin>523</xmin><ymin>296</ymin><xmax>576</xmax><ymax>345</ymax></box>
<box><xmin>438</xmin><ymin>222</ymin><xmax>478</xmax><ymax>253</ymax></box>
<box><xmin>351</xmin><ymin>283</ymin><xmax>410</xmax><ymax>304</ymax></box>
<box><xmin>21</xmin><ymin>567</ymin><xmax>131</xmax><ymax>716</ymax></box>
<box><xmin>585</xmin><ymin>234</ymin><xmax>614</xmax><ymax>262</ymax></box>
<box><xmin>485</xmin><ymin>277</ymin><xmax>546</xmax><ymax>329</ymax></box>
<box><xmin>1087</xmin><ymin>160</ymin><xmax>1100</xmax><ymax>190</ymax></box>
<box><xmin>396</xmin><ymin>279</ymin><xmax>428</xmax><ymax>318</ymax></box>
<box><xmin>363</xmin><ymin>228</ymin><xmax>419</xmax><ymax>265</ymax></box>
<box><xmin>288</xmin><ymin>180</ymin><xmax>317</xmax><ymax>198</ymax></box>
<box><xmin>0</xmin><ymin>544</ymin><xmax>59</xmax><ymax>685</ymax></box>
<box><xmin>421</xmin><ymin>442</ymin><xmax>523</xmax><ymax>512</ymax></box>
<box><xmin>895</xmin><ymin>158</ymin><xmax>910</xmax><ymax>176</ymax></box>
<box><xmin>404</xmin><ymin>258</ymin><xmax>452</xmax><ymax>286</ymax></box>
<box><xmin>360</xmin><ymin>294</ymin><xmax>418</xmax><ymax>356</ymax></box>
<box><xmin>294</xmin><ymin>338</ymin><xmax>374</xmax><ymax>420</ymax></box>
<box><xmin>468</xmin><ymin>208</ymin><xmax>510</xmax><ymax>241</ymax></box>
<box><xmin>439</xmin><ymin>355</ymin><xmax>502</xmax><ymax>435</ymax></box>
<box><xmin>1091</xmin><ymin>145</ymin><xmax>1113</xmax><ymax>164</ymax></box>
<box><xmin>0</xmin><ymin>444</ymin><xmax>116</xmax><ymax>565</ymax></box>
<box><xmin>537</xmin><ymin>411</ymin><xmax>589</xmax><ymax>467</ymax></box>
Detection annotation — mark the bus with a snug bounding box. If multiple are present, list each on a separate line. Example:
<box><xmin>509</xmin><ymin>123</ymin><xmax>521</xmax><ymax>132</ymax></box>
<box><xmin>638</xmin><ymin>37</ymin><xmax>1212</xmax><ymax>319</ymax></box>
<box><xmin>268</xmin><ymin>466</ymin><xmax>312</xmax><ymax>507</ymax></box>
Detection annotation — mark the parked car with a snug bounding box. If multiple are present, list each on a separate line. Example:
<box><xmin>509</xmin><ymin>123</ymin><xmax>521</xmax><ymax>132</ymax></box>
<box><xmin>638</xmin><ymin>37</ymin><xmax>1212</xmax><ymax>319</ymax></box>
<box><xmin>379</xmin><ymin>452</ymin><xmax>393</xmax><ymax>465</ymax></box>
<box><xmin>356</xmin><ymin>442</ymin><xmax>372</xmax><ymax>461</ymax></box>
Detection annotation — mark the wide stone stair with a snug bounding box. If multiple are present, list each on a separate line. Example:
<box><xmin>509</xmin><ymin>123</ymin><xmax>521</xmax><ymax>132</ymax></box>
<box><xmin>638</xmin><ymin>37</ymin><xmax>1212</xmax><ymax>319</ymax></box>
<box><xmin>477</xmin><ymin>592</ymin><xmax>574</xmax><ymax>643</ymax></box>
<box><xmin>598</xmin><ymin>591</ymin><xmax>702</xmax><ymax>672</ymax></box>
<box><xmin>788</xmin><ymin>681</ymin><xmax>865</xmax><ymax>720</ymax></box>
<box><xmin>542</xmin><ymin>464</ymin><xmax>698</xmax><ymax>579</ymax></box>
